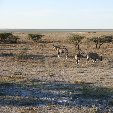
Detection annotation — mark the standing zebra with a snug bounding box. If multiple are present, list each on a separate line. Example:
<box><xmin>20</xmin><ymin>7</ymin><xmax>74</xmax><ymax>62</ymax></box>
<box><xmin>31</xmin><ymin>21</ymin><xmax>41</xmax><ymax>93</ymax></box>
<box><xmin>86</xmin><ymin>52</ymin><xmax>102</xmax><ymax>62</ymax></box>
<box><xmin>75</xmin><ymin>51</ymin><xmax>81</xmax><ymax>64</ymax></box>
<box><xmin>74</xmin><ymin>50</ymin><xmax>87</xmax><ymax>64</ymax></box>
<box><xmin>53</xmin><ymin>45</ymin><xmax>68</xmax><ymax>59</ymax></box>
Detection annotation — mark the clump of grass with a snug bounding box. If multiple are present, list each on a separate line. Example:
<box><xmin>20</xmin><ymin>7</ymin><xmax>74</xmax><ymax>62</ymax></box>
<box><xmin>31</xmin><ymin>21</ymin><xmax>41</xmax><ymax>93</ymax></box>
<box><xmin>21</xmin><ymin>107</ymin><xmax>37</xmax><ymax>113</ymax></box>
<box><xmin>14</xmin><ymin>71</ymin><xmax>22</xmax><ymax>75</ymax></box>
<box><xmin>16</xmin><ymin>48</ymin><xmax>28</xmax><ymax>60</ymax></box>
<box><xmin>74</xmin><ymin>80</ymin><xmax>85</xmax><ymax>84</ymax></box>
<box><xmin>16</xmin><ymin>54</ymin><xmax>28</xmax><ymax>60</ymax></box>
<box><xmin>0</xmin><ymin>82</ymin><xmax>14</xmax><ymax>86</ymax></box>
<box><xmin>0</xmin><ymin>76</ymin><xmax>14</xmax><ymax>84</ymax></box>
<box><xmin>0</xmin><ymin>76</ymin><xmax>26</xmax><ymax>85</ymax></box>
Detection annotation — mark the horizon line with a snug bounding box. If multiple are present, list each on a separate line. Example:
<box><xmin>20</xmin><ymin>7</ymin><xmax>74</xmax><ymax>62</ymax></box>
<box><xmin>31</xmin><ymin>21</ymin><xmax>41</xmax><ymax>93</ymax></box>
<box><xmin>0</xmin><ymin>29</ymin><xmax>113</xmax><ymax>32</ymax></box>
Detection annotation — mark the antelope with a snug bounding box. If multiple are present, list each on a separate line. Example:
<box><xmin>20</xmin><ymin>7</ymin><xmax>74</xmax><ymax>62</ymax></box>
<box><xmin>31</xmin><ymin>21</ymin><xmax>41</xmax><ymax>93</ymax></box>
<box><xmin>86</xmin><ymin>52</ymin><xmax>102</xmax><ymax>62</ymax></box>
<box><xmin>53</xmin><ymin>45</ymin><xmax>68</xmax><ymax>59</ymax></box>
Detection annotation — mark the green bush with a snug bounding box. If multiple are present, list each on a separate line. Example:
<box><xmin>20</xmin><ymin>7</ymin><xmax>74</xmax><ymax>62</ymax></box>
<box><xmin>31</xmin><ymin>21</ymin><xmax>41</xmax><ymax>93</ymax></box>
<box><xmin>28</xmin><ymin>34</ymin><xmax>44</xmax><ymax>42</ymax></box>
<box><xmin>0</xmin><ymin>33</ymin><xmax>19</xmax><ymax>44</ymax></box>
<box><xmin>100</xmin><ymin>35</ymin><xmax>113</xmax><ymax>43</ymax></box>
<box><xmin>90</xmin><ymin>35</ymin><xmax>113</xmax><ymax>48</ymax></box>
<box><xmin>68</xmin><ymin>34</ymin><xmax>84</xmax><ymax>50</ymax></box>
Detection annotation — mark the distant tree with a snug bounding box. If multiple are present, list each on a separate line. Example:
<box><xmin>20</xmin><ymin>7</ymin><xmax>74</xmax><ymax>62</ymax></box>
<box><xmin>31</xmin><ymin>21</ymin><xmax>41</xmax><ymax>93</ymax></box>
<box><xmin>68</xmin><ymin>34</ymin><xmax>84</xmax><ymax>50</ymax></box>
<box><xmin>90</xmin><ymin>35</ymin><xmax>113</xmax><ymax>49</ymax></box>
<box><xmin>90</xmin><ymin>36</ymin><xmax>100</xmax><ymax>49</ymax></box>
<box><xmin>28</xmin><ymin>34</ymin><xmax>44</xmax><ymax>42</ymax></box>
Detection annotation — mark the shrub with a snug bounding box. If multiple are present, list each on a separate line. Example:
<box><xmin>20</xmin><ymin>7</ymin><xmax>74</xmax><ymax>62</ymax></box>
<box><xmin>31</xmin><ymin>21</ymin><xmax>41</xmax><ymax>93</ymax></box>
<box><xmin>100</xmin><ymin>35</ymin><xmax>113</xmax><ymax>43</ymax></box>
<box><xmin>6</xmin><ymin>35</ymin><xmax>19</xmax><ymax>43</ymax></box>
<box><xmin>0</xmin><ymin>33</ymin><xmax>19</xmax><ymax>44</ymax></box>
<box><xmin>28</xmin><ymin>34</ymin><xmax>44</xmax><ymax>42</ymax></box>
<box><xmin>90</xmin><ymin>35</ymin><xmax>113</xmax><ymax>49</ymax></box>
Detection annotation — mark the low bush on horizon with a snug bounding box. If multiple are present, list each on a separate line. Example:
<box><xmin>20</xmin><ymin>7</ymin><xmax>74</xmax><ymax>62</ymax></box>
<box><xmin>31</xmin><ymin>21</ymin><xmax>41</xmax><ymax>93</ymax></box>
<box><xmin>0</xmin><ymin>33</ymin><xmax>19</xmax><ymax>44</ymax></box>
<box><xmin>28</xmin><ymin>34</ymin><xmax>44</xmax><ymax>42</ymax></box>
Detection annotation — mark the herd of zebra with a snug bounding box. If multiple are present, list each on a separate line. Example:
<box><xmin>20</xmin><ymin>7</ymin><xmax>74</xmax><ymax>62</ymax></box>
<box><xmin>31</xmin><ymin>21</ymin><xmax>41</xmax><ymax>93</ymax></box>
<box><xmin>53</xmin><ymin>45</ymin><xmax>102</xmax><ymax>64</ymax></box>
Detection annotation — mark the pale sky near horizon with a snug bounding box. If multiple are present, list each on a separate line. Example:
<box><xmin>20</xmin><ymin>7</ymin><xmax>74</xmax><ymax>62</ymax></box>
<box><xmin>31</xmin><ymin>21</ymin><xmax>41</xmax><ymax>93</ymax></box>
<box><xmin>0</xmin><ymin>0</ymin><xmax>113</xmax><ymax>29</ymax></box>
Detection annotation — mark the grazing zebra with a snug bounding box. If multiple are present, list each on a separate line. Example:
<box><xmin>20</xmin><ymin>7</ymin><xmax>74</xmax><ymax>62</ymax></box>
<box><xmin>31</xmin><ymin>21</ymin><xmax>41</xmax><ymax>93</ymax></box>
<box><xmin>86</xmin><ymin>52</ymin><xmax>102</xmax><ymax>62</ymax></box>
<box><xmin>53</xmin><ymin>45</ymin><xmax>68</xmax><ymax>59</ymax></box>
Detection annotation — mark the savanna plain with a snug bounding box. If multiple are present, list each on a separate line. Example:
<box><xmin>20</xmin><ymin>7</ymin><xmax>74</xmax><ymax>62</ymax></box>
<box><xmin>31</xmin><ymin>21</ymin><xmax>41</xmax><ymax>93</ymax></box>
<box><xmin>0</xmin><ymin>32</ymin><xmax>113</xmax><ymax>113</ymax></box>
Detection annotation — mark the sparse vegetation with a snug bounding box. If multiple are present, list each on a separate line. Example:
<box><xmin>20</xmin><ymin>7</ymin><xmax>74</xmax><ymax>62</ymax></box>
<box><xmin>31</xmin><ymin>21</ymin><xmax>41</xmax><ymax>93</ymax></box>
<box><xmin>16</xmin><ymin>48</ymin><xmax>28</xmax><ymax>60</ymax></box>
<box><xmin>16</xmin><ymin>53</ymin><xmax>29</xmax><ymax>60</ymax></box>
<box><xmin>28</xmin><ymin>34</ymin><xmax>44</xmax><ymax>42</ymax></box>
<box><xmin>0</xmin><ymin>33</ymin><xmax>19</xmax><ymax>44</ymax></box>
<box><xmin>0</xmin><ymin>32</ymin><xmax>113</xmax><ymax>112</ymax></box>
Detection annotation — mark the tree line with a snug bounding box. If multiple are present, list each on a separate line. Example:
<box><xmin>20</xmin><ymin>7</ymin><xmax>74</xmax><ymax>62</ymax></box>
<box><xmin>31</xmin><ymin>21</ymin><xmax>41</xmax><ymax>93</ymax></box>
<box><xmin>0</xmin><ymin>33</ymin><xmax>113</xmax><ymax>50</ymax></box>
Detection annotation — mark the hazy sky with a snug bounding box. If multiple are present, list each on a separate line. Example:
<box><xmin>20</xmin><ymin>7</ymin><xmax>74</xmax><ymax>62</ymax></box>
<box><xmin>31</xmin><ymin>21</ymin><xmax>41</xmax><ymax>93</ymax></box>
<box><xmin>0</xmin><ymin>0</ymin><xmax>113</xmax><ymax>29</ymax></box>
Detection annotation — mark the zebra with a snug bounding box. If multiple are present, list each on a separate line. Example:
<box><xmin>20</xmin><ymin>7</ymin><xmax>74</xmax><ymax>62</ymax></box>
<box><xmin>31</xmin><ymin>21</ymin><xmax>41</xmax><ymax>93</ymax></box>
<box><xmin>75</xmin><ymin>50</ymin><xmax>87</xmax><ymax>64</ymax></box>
<box><xmin>75</xmin><ymin>50</ymin><xmax>86</xmax><ymax>64</ymax></box>
<box><xmin>53</xmin><ymin>45</ymin><xmax>68</xmax><ymax>59</ymax></box>
<box><xmin>75</xmin><ymin>51</ymin><xmax>81</xmax><ymax>64</ymax></box>
<box><xmin>86</xmin><ymin>52</ymin><xmax>102</xmax><ymax>62</ymax></box>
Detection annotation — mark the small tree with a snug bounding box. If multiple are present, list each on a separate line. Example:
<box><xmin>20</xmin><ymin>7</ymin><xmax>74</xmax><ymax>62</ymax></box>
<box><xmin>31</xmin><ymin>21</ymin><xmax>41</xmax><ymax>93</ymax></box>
<box><xmin>90</xmin><ymin>36</ymin><xmax>100</xmax><ymax>49</ymax></box>
<box><xmin>68</xmin><ymin>34</ymin><xmax>84</xmax><ymax>50</ymax></box>
<box><xmin>90</xmin><ymin>35</ymin><xmax>113</xmax><ymax>49</ymax></box>
<box><xmin>28</xmin><ymin>34</ymin><xmax>44</xmax><ymax>42</ymax></box>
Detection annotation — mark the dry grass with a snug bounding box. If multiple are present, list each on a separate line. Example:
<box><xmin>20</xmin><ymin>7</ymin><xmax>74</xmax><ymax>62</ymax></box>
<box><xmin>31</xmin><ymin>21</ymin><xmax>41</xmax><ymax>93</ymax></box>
<box><xmin>0</xmin><ymin>32</ymin><xmax>113</xmax><ymax>112</ymax></box>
